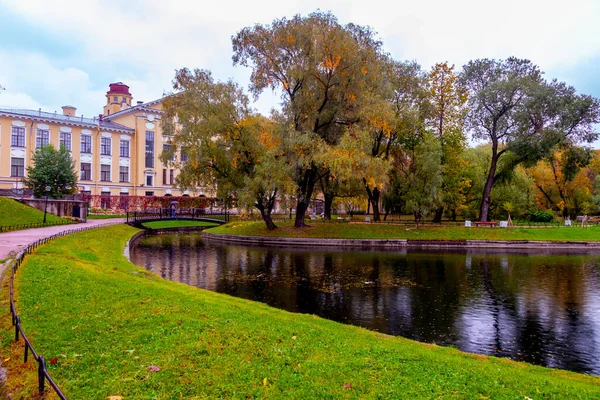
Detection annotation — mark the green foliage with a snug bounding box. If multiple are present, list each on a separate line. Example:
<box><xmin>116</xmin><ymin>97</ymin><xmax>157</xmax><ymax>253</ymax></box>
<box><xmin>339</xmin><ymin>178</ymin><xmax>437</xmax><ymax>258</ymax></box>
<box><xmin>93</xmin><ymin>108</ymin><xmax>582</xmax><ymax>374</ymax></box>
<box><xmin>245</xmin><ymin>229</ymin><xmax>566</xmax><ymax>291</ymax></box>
<box><xmin>528</xmin><ymin>209</ymin><xmax>555</xmax><ymax>222</ymax></box>
<box><xmin>233</xmin><ymin>11</ymin><xmax>387</xmax><ymax>226</ymax></box>
<box><xmin>162</xmin><ymin>69</ymin><xmax>290</xmax><ymax>230</ymax></box>
<box><xmin>22</xmin><ymin>145</ymin><xmax>77</xmax><ymax>198</ymax></box>
<box><xmin>460</xmin><ymin>57</ymin><xmax>600</xmax><ymax>221</ymax></box>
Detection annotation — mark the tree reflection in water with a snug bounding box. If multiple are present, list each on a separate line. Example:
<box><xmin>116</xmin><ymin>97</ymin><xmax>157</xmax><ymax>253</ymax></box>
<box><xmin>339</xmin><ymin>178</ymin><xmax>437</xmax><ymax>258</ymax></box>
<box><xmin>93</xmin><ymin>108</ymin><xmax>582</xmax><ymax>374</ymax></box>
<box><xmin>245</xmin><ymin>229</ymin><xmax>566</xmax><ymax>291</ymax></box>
<box><xmin>131</xmin><ymin>233</ymin><xmax>600</xmax><ymax>375</ymax></box>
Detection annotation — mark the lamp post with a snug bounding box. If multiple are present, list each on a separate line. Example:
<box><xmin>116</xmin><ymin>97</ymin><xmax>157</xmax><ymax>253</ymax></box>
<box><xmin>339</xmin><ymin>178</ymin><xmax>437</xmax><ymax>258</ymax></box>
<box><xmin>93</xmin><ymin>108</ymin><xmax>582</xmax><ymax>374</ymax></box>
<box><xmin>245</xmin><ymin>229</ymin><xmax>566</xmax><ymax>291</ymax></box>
<box><xmin>43</xmin><ymin>185</ymin><xmax>51</xmax><ymax>224</ymax></box>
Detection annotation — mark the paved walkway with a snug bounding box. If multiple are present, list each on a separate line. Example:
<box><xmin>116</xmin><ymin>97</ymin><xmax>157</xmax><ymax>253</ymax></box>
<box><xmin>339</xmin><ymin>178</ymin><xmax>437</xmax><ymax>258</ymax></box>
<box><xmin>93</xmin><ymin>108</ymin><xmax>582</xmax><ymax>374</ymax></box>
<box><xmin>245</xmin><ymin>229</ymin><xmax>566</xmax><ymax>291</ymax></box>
<box><xmin>0</xmin><ymin>218</ymin><xmax>126</xmax><ymax>261</ymax></box>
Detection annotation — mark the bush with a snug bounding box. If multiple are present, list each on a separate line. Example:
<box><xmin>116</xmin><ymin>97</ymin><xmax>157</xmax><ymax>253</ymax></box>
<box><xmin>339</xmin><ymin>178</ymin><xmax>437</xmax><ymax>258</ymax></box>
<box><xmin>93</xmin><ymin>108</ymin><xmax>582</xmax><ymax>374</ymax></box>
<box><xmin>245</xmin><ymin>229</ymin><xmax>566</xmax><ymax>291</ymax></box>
<box><xmin>528</xmin><ymin>210</ymin><xmax>555</xmax><ymax>222</ymax></box>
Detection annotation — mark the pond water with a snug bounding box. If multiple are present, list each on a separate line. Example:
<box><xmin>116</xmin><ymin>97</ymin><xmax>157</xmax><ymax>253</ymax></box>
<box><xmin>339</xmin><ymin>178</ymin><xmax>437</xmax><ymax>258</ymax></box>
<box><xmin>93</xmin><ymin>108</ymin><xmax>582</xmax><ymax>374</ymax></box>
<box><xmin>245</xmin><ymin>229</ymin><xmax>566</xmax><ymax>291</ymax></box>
<box><xmin>130</xmin><ymin>233</ymin><xmax>600</xmax><ymax>375</ymax></box>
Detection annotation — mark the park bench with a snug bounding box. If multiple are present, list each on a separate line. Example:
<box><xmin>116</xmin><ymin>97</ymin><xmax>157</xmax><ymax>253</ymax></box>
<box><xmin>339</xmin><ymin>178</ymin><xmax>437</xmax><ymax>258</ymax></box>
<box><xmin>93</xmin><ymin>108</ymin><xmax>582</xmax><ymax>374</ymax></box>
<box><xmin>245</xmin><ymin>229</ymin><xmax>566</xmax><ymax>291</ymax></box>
<box><xmin>474</xmin><ymin>221</ymin><xmax>498</xmax><ymax>227</ymax></box>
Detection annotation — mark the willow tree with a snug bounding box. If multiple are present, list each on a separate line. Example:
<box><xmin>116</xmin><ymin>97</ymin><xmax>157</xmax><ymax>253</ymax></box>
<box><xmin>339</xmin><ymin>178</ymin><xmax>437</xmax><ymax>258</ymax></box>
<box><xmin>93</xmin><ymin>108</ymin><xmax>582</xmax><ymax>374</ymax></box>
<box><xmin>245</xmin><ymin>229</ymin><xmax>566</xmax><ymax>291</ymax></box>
<box><xmin>161</xmin><ymin>68</ymin><xmax>289</xmax><ymax>230</ymax></box>
<box><xmin>232</xmin><ymin>11</ymin><xmax>385</xmax><ymax>227</ymax></box>
<box><xmin>461</xmin><ymin>58</ymin><xmax>600</xmax><ymax>222</ymax></box>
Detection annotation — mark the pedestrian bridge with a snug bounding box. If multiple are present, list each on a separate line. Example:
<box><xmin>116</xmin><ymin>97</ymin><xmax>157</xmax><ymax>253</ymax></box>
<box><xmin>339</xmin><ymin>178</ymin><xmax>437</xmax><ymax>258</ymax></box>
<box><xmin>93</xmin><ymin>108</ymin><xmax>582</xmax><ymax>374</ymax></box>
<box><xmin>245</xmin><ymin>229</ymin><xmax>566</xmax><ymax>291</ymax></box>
<box><xmin>126</xmin><ymin>208</ymin><xmax>229</xmax><ymax>228</ymax></box>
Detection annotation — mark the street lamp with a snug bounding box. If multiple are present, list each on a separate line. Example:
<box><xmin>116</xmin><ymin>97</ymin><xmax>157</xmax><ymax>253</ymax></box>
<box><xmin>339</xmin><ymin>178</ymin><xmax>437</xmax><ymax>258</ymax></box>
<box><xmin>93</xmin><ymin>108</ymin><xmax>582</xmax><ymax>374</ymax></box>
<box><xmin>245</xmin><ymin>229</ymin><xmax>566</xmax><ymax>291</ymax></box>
<box><xmin>43</xmin><ymin>185</ymin><xmax>51</xmax><ymax>224</ymax></box>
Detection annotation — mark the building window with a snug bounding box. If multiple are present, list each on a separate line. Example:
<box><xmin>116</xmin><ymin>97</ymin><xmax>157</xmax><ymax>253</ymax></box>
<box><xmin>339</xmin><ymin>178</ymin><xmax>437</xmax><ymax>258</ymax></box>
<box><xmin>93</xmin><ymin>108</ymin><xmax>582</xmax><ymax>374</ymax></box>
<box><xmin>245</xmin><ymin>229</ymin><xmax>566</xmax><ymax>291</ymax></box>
<box><xmin>119</xmin><ymin>140</ymin><xmax>129</xmax><ymax>157</ymax></box>
<box><xmin>11</xmin><ymin>126</ymin><xmax>25</xmax><ymax>147</ymax></box>
<box><xmin>119</xmin><ymin>166</ymin><xmax>129</xmax><ymax>182</ymax></box>
<box><xmin>162</xmin><ymin>168</ymin><xmax>167</xmax><ymax>185</ymax></box>
<box><xmin>59</xmin><ymin>132</ymin><xmax>71</xmax><ymax>151</ymax></box>
<box><xmin>145</xmin><ymin>131</ymin><xmax>154</xmax><ymax>168</ymax></box>
<box><xmin>170</xmin><ymin>169</ymin><xmax>175</xmax><ymax>185</ymax></box>
<box><xmin>146</xmin><ymin>175</ymin><xmax>153</xmax><ymax>186</ymax></box>
<box><xmin>113</xmin><ymin>96</ymin><xmax>118</xmax><ymax>102</ymax></box>
<box><xmin>100</xmin><ymin>191</ymin><xmax>111</xmax><ymax>209</ymax></box>
<box><xmin>180</xmin><ymin>148</ymin><xmax>189</xmax><ymax>162</ymax></box>
<box><xmin>100</xmin><ymin>164</ymin><xmax>111</xmax><ymax>181</ymax></box>
<box><xmin>81</xmin><ymin>135</ymin><xmax>92</xmax><ymax>153</ymax></box>
<box><xmin>100</xmin><ymin>137</ymin><xmax>111</xmax><ymax>155</ymax></box>
<box><xmin>10</xmin><ymin>157</ymin><xmax>25</xmax><ymax>177</ymax></box>
<box><xmin>80</xmin><ymin>163</ymin><xmax>91</xmax><ymax>180</ymax></box>
<box><xmin>145</xmin><ymin>191</ymin><xmax>154</xmax><ymax>197</ymax></box>
<box><xmin>36</xmin><ymin>129</ymin><xmax>50</xmax><ymax>148</ymax></box>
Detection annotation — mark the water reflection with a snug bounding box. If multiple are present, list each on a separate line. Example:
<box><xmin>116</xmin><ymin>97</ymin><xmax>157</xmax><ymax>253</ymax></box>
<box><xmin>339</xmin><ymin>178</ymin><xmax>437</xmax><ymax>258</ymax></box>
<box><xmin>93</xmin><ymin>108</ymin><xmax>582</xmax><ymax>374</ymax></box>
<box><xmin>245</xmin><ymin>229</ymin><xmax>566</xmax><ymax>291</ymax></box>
<box><xmin>130</xmin><ymin>233</ymin><xmax>600</xmax><ymax>375</ymax></box>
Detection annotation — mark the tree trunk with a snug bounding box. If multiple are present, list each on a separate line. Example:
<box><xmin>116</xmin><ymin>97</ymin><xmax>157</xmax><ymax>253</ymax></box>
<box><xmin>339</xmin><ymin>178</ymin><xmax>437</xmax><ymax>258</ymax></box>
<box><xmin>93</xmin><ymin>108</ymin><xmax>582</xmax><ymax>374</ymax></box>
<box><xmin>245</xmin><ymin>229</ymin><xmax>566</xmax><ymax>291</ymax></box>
<box><xmin>364</xmin><ymin>181</ymin><xmax>381</xmax><ymax>222</ymax></box>
<box><xmin>451</xmin><ymin>208</ymin><xmax>457</xmax><ymax>221</ymax></box>
<box><xmin>256</xmin><ymin>196</ymin><xmax>277</xmax><ymax>231</ymax></box>
<box><xmin>294</xmin><ymin>200</ymin><xmax>310</xmax><ymax>227</ymax></box>
<box><xmin>259</xmin><ymin>207</ymin><xmax>277</xmax><ymax>230</ymax></box>
<box><xmin>323</xmin><ymin>192</ymin><xmax>334</xmax><ymax>220</ymax></box>
<box><xmin>479</xmin><ymin>150</ymin><xmax>499</xmax><ymax>222</ymax></box>
<box><xmin>433</xmin><ymin>206</ymin><xmax>444</xmax><ymax>223</ymax></box>
<box><xmin>294</xmin><ymin>166</ymin><xmax>318</xmax><ymax>228</ymax></box>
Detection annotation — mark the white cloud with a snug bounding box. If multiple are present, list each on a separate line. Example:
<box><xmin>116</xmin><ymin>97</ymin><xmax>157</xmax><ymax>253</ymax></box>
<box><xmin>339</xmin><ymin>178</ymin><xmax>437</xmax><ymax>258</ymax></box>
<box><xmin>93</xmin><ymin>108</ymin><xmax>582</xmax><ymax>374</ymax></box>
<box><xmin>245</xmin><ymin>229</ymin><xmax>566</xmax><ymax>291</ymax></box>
<box><xmin>1</xmin><ymin>0</ymin><xmax>600</xmax><ymax>117</ymax></box>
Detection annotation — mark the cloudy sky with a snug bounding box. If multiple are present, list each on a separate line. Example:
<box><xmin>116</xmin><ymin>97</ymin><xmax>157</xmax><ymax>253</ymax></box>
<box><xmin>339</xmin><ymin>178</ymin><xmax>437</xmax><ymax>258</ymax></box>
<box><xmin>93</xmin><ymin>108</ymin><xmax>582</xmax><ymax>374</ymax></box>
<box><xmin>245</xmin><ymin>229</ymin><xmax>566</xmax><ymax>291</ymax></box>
<box><xmin>1</xmin><ymin>0</ymin><xmax>599</xmax><ymax>124</ymax></box>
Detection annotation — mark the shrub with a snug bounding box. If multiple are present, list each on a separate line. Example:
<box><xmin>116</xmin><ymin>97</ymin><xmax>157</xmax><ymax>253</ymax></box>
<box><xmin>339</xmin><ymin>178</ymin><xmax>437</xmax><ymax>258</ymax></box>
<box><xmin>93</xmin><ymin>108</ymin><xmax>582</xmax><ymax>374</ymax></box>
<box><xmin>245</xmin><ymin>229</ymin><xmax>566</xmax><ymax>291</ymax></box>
<box><xmin>528</xmin><ymin>210</ymin><xmax>555</xmax><ymax>222</ymax></box>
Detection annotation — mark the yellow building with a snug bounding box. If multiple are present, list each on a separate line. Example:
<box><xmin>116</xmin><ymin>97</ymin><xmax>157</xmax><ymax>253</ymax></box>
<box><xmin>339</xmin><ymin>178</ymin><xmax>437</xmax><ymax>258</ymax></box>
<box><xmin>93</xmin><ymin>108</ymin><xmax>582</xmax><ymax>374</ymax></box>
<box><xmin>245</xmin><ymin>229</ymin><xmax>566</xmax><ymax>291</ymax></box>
<box><xmin>0</xmin><ymin>82</ymin><xmax>195</xmax><ymax>199</ymax></box>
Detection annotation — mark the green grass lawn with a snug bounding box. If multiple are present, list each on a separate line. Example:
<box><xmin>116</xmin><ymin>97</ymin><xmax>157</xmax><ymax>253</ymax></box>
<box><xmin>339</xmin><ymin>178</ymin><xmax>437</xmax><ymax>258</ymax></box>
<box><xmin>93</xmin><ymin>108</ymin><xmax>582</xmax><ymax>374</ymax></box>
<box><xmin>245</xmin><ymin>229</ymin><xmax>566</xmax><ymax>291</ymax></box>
<box><xmin>5</xmin><ymin>225</ymin><xmax>600</xmax><ymax>398</ymax></box>
<box><xmin>207</xmin><ymin>220</ymin><xmax>600</xmax><ymax>241</ymax></box>
<box><xmin>87</xmin><ymin>213</ymin><xmax>127</xmax><ymax>219</ymax></box>
<box><xmin>0</xmin><ymin>196</ymin><xmax>68</xmax><ymax>228</ymax></box>
<box><xmin>142</xmin><ymin>220</ymin><xmax>219</xmax><ymax>229</ymax></box>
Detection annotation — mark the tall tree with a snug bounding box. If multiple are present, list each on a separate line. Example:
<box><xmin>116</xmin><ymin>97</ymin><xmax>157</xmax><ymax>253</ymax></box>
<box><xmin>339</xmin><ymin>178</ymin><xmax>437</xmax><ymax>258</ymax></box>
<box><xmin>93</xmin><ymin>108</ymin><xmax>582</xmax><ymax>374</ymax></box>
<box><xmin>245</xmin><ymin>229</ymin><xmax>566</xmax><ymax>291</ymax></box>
<box><xmin>427</xmin><ymin>62</ymin><xmax>468</xmax><ymax>222</ymax></box>
<box><xmin>356</xmin><ymin>60</ymin><xmax>427</xmax><ymax>222</ymax></box>
<box><xmin>161</xmin><ymin>68</ymin><xmax>289</xmax><ymax>230</ymax></box>
<box><xmin>23</xmin><ymin>144</ymin><xmax>78</xmax><ymax>198</ymax></box>
<box><xmin>461</xmin><ymin>58</ymin><xmax>600</xmax><ymax>221</ymax></box>
<box><xmin>232</xmin><ymin>11</ymin><xmax>385</xmax><ymax>227</ymax></box>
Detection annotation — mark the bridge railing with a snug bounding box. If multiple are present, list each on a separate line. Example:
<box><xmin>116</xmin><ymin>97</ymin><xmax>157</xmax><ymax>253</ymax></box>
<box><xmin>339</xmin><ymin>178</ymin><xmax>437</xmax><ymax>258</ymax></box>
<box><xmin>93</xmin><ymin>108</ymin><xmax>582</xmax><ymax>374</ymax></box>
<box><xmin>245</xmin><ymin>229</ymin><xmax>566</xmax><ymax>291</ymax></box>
<box><xmin>126</xmin><ymin>208</ymin><xmax>229</xmax><ymax>223</ymax></box>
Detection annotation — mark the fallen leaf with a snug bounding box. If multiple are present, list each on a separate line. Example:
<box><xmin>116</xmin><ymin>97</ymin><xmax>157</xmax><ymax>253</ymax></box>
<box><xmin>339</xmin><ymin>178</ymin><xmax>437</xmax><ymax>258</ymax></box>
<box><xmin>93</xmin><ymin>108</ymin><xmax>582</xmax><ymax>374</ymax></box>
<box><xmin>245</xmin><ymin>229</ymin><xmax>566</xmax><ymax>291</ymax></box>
<box><xmin>49</xmin><ymin>357</ymin><xmax>58</xmax><ymax>365</ymax></box>
<box><xmin>291</xmin><ymin>336</ymin><xmax>297</xmax><ymax>340</ymax></box>
<box><xmin>343</xmin><ymin>383</ymin><xmax>352</xmax><ymax>389</ymax></box>
<box><xmin>107</xmin><ymin>396</ymin><xmax>123</xmax><ymax>400</ymax></box>
<box><xmin>3</xmin><ymin>357</ymin><xmax>9</xmax><ymax>363</ymax></box>
<box><xmin>263</xmin><ymin>378</ymin><xmax>267</xmax><ymax>386</ymax></box>
<box><xmin>148</xmin><ymin>365</ymin><xmax>160</xmax><ymax>373</ymax></box>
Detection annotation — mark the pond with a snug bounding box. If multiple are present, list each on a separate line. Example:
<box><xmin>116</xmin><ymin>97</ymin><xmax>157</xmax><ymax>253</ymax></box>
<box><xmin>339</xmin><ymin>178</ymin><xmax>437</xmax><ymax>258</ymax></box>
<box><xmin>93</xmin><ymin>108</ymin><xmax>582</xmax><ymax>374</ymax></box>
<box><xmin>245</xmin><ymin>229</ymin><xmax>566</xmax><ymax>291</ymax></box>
<box><xmin>130</xmin><ymin>233</ymin><xmax>600</xmax><ymax>375</ymax></box>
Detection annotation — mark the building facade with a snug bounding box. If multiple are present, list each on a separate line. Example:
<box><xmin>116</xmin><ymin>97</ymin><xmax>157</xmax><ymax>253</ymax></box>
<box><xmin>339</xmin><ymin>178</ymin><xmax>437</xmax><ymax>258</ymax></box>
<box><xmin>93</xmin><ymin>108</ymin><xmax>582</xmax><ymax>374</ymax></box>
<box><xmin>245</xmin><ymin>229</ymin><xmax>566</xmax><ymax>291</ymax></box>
<box><xmin>0</xmin><ymin>82</ymin><xmax>193</xmax><ymax>198</ymax></box>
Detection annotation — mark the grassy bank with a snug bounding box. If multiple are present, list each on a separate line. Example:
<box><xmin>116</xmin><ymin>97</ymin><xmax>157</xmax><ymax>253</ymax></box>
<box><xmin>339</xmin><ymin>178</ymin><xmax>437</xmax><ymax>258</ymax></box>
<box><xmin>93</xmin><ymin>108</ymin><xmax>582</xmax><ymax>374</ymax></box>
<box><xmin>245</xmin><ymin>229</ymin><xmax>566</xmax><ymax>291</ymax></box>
<box><xmin>208</xmin><ymin>220</ymin><xmax>600</xmax><ymax>241</ymax></box>
<box><xmin>4</xmin><ymin>225</ymin><xmax>600</xmax><ymax>398</ymax></box>
<box><xmin>142</xmin><ymin>220</ymin><xmax>219</xmax><ymax>229</ymax></box>
<box><xmin>0</xmin><ymin>196</ymin><xmax>66</xmax><ymax>228</ymax></box>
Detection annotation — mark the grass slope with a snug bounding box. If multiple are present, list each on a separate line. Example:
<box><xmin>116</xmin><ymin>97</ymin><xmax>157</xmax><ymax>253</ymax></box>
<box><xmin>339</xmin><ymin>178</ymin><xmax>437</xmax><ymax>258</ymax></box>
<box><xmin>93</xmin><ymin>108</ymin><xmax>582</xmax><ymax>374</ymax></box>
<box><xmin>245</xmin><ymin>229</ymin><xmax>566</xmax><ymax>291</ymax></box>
<box><xmin>142</xmin><ymin>220</ymin><xmax>219</xmax><ymax>229</ymax></box>
<box><xmin>208</xmin><ymin>221</ymin><xmax>600</xmax><ymax>241</ymax></box>
<box><xmin>5</xmin><ymin>225</ymin><xmax>600</xmax><ymax>398</ymax></box>
<box><xmin>0</xmin><ymin>196</ymin><xmax>65</xmax><ymax>227</ymax></box>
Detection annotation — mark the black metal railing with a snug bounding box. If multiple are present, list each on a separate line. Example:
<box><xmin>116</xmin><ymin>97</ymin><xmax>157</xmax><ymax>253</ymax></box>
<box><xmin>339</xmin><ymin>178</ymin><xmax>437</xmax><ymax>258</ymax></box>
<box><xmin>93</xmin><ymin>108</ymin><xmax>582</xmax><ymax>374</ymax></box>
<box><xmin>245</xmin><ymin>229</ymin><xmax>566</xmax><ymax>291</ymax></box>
<box><xmin>0</xmin><ymin>218</ymin><xmax>74</xmax><ymax>233</ymax></box>
<box><xmin>126</xmin><ymin>208</ymin><xmax>229</xmax><ymax>224</ymax></box>
<box><xmin>8</xmin><ymin>222</ymin><xmax>116</xmax><ymax>399</ymax></box>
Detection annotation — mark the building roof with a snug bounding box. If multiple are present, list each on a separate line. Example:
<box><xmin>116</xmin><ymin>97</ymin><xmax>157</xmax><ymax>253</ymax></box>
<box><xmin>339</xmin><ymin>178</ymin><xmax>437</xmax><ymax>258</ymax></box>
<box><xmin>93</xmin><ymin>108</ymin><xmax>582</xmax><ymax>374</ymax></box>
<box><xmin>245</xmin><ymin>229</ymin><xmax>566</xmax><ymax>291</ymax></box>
<box><xmin>0</xmin><ymin>107</ymin><xmax>134</xmax><ymax>134</ymax></box>
<box><xmin>104</xmin><ymin>97</ymin><xmax>165</xmax><ymax>121</ymax></box>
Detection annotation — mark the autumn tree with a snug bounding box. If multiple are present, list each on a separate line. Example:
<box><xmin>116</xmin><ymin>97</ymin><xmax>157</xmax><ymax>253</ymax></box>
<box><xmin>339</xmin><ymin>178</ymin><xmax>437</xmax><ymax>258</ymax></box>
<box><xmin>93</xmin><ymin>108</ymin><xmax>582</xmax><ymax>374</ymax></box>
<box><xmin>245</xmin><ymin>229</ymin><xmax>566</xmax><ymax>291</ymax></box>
<box><xmin>427</xmin><ymin>62</ymin><xmax>468</xmax><ymax>222</ymax></box>
<box><xmin>529</xmin><ymin>146</ymin><xmax>594</xmax><ymax>218</ymax></box>
<box><xmin>232</xmin><ymin>11</ymin><xmax>386</xmax><ymax>227</ymax></box>
<box><xmin>461</xmin><ymin>58</ymin><xmax>600</xmax><ymax>221</ymax></box>
<box><xmin>161</xmin><ymin>68</ymin><xmax>289</xmax><ymax>230</ymax></box>
<box><xmin>23</xmin><ymin>144</ymin><xmax>78</xmax><ymax>198</ymax></box>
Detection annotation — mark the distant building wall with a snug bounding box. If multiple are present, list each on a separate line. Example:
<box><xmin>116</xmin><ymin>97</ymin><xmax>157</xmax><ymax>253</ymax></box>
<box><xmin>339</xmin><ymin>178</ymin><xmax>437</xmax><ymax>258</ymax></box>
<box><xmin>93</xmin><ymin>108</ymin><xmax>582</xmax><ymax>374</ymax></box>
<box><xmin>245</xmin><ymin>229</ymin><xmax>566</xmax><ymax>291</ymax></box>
<box><xmin>18</xmin><ymin>198</ymin><xmax>88</xmax><ymax>221</ymax></box>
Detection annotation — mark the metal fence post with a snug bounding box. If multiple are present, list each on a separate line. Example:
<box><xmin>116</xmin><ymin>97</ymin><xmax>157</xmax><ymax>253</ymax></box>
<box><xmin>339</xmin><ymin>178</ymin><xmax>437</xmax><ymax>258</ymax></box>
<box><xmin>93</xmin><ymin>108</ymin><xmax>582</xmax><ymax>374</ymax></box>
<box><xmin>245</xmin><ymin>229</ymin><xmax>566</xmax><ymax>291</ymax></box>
<box><xmin>38</xmin><ymin>356</ymin><xmax>46</xmax><ymax>393</ymax></box>
<box><xmin>24</xmin><ymin>342</ymin><xmax>29</xmax><ymax>363</ymax></box>
<box><xmin>15</xmin><ymin>315</ymin><xmax>20</xmax><ymax>341</ymax></box>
